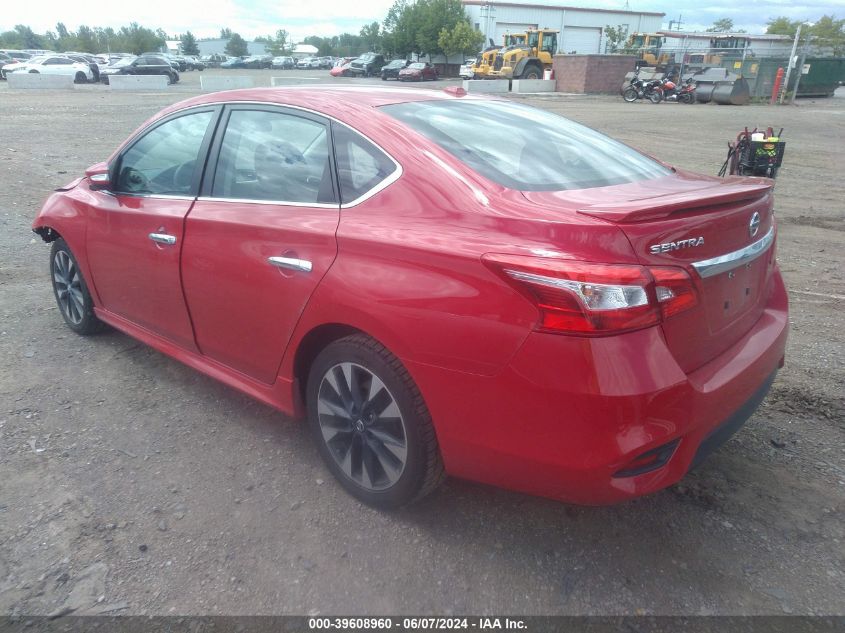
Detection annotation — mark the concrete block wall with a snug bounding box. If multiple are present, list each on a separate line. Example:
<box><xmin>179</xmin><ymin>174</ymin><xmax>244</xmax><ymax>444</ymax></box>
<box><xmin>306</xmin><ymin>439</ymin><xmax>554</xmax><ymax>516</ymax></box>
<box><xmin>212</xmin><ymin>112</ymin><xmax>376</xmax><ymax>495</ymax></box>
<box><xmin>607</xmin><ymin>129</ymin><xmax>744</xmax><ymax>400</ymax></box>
<box><xmin>512</xmin><ymin>79</ymin><xmax>556</xmax><ymax>93</ymax></box>
<box><xmin>462</xmin><ymin>79</ymin><xmax>510</xmax><ymax>94</ymax></box>
<box><xmin>108</xmin><ymin>75</ymin><xmax>169</xmax><ymax>90</ymax></box>
<box><xmin>7</xmin><ymin>73</ymin><xmax>76</xmax><ymax>89</ymax></box>
<box><xmin>552</xmin><ymin>55</ymin><xmax>638</xmax><ymax>94</ymax></box>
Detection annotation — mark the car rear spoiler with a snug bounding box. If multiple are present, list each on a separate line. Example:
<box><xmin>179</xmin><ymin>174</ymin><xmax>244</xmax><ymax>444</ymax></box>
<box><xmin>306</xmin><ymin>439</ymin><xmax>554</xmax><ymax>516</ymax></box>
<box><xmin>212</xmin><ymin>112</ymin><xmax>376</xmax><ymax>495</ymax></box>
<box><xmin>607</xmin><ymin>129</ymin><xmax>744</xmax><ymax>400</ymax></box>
<box><xmin>577</xmin><ymin>179</ymin><xmax>773</xmax><ymax>223</ymax></box>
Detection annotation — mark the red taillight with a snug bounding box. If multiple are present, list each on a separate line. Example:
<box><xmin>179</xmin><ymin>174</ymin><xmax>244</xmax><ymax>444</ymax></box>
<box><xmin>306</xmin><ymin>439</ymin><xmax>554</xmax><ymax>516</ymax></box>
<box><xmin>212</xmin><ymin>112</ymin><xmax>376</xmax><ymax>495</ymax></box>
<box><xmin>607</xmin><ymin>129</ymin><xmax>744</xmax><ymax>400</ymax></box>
<box><xmin>483</xmin><ymin>254</ymin><xmax>697</xmax><ymax>336</ymax></box>
<box><xmin>651</xmin><ymin>266</ymin><xmax>698</xmax><ymax>319</ymax></box>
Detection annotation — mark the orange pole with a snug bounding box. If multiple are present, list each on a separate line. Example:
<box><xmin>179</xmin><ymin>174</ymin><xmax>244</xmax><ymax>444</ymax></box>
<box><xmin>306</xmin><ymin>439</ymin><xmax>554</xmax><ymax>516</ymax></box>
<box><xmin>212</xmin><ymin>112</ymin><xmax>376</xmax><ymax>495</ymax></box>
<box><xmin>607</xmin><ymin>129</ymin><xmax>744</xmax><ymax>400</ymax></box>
<box><xmin>771</xmin><ymin>67</ymin><xmax>784</xmax><ymax>105</ymax></box>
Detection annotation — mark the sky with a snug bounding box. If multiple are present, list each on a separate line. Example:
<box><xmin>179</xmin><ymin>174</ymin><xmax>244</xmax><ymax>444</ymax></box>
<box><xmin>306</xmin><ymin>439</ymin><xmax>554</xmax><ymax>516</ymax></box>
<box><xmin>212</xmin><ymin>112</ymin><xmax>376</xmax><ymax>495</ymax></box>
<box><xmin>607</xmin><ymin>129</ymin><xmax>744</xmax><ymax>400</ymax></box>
<box><xmin>2</xmin><ymin>0</ymin><xmax>844</xmax><ymax>42</ymax></box>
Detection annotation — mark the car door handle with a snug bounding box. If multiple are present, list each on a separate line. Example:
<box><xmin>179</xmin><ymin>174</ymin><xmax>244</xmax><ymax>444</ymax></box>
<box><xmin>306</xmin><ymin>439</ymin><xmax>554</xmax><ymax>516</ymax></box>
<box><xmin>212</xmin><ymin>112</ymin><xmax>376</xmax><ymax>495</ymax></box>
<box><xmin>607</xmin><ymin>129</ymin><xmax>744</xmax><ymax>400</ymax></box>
<box><xmin>149</xmin><ymin>233</ymin><xmax>177</xmax><ymax>245</ymax></box>
<box><xmin>268</xmin><ymin>256</ymin><xmax>312</xmax><ymax>273</ymax></box>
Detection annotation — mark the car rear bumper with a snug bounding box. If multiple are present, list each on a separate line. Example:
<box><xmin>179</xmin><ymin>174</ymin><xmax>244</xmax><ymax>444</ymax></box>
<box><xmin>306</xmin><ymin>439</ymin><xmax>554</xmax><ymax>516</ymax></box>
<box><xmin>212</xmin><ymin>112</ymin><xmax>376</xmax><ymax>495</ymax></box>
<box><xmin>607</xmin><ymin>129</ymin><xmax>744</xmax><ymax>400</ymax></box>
<box><xmin>405</xmin><ymin>267</ymin><xmax>789</xmax><ymax>505</ymax></box>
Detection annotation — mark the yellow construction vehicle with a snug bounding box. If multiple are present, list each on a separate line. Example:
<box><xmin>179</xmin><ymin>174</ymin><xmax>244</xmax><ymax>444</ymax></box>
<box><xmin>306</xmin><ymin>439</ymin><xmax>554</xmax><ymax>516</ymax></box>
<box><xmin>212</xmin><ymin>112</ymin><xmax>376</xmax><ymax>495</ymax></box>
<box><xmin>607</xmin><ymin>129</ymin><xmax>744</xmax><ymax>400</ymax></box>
<box><xmin>624</xmin><ymin>33</ymin><xmax>673</xmax><ymax>66</ymax></box>
<box><xmin>471</xmin><ymin>32</ymin><xmax>527</xmax><ymax>78</ymax></box>
<box><xmin>486</xmin><ymin>28</ymin><xmax>558</xmax><ymax>80</ymax></box>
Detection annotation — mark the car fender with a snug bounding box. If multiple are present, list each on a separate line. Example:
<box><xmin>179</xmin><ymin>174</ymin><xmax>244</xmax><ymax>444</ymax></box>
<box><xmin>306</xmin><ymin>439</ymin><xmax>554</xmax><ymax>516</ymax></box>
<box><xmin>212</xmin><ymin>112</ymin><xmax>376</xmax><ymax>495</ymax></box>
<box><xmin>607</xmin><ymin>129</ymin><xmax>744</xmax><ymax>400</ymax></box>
<box><xmin>32</xmin><ymin>186</ymin><xmax>101</xmax><ymax>305</ymax></box>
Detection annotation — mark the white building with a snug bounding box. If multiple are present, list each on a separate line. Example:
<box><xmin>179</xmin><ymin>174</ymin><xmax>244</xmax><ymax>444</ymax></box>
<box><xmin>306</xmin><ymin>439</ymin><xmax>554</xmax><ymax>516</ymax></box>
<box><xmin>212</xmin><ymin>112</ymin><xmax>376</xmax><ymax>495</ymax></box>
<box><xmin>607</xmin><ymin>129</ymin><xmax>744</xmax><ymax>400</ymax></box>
<box><xmin>292</xmin><ymin>44</ymin><xmax>319</xmax><ymax>59</ymax></box>
<box><xmin>196</xmin><ymin>39</ymin><xmax>268</xmax><ymax>56</ymax></box>
<box><xmin>462</xmin><ymin>0</ymin><xmax>664</xmax><ymax>54</ymax></box>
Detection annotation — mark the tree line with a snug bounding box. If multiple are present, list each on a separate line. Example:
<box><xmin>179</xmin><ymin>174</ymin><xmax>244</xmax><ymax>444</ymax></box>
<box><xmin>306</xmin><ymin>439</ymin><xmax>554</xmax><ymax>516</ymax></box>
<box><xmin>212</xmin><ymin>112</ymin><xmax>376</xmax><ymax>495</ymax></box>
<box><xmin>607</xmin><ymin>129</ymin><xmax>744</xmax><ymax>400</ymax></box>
<box><xmin>0</xmin><ymin>0</ymin><xmax>484</xmax><ymax>59</ymax></box>
<box><xmin>0</xmin><ymin>23</ymin><xmax>172</xmax><ymax>55</ymax></box>
<box><xmin>225</xmin><ymin>0</ymin><xmax>484</xmax><ymax>58</ymax></box>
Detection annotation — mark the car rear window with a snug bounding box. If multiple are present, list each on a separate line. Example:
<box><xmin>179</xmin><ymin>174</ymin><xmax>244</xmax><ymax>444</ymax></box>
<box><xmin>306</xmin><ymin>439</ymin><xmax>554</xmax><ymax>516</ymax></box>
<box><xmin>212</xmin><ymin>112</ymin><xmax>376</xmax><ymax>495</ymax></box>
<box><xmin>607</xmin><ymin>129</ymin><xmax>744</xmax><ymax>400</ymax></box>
<box><xmin>381</xmin><ymin>100</ymin><xmax>672</xmax><ymax>191</ymax></box>
<box><xmin>332</xmin><ymin>123</ymin><xmax>398</xmax><ymax>205</ymax></box>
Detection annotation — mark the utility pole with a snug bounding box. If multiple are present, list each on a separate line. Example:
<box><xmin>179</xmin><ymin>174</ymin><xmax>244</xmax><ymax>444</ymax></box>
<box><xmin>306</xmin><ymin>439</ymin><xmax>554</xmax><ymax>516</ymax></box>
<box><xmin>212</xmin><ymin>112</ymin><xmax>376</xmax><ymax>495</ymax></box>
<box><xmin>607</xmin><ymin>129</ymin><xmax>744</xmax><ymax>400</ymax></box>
<box><xmin>779</xmin><ymin>23</ymin><xmax>802</xmax><ymax>104</ymax></box>
<box><xmin>480</xmin><ymin>3</ymin><xmax>496</xmax><ymax>46</ymax></box>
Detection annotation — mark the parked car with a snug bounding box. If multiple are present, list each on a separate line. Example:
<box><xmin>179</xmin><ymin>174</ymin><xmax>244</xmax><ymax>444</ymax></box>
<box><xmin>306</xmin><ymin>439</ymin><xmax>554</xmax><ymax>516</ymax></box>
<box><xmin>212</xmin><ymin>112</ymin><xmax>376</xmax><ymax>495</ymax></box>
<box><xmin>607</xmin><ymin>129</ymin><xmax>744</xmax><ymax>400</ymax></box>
<box><xmin>398</xmin><ymin>61</ymin><xmax>438</xmax><ymax>82</ymax></box>
<box><xmin>199</xmin><ymin>54</ymin><xmax>227</xmax><ymax>68</ymax></box>
<box><xmin>220</xmin><ymin>56</ymin><xmax>246</xmax><ymax>69</ymax></box>
<box><xmin>296</xmin><ymin>57</ymin><xmax>315</xmax><ymax>69</ymax></box>
<box><xmin>168</xmin><ymin>55</ymin><xmax>188</xmax><ymax>72</ymax></box>
<box><xmin>0</xmin><ymin>49</ymin><xmax>32</xmax><ymax>62</ymax></box>
<box><xmin>141</xmin><ymin>53</ymin><xmax>183</xmax><ymax>72</ymax></box>
<box><xmin>64</xmin><ymin>52</ymin><xmax>103</xmax><ymax>82</ymax></box>
<box><xmin>0</xmin><ymin>51</ymin><xmax>35</xmax><ymax>79</ymax></box>
<box><xmin>32</xmin><ymin>89</ymin><xmax>787</xmax><ymax>509</ymax></box>
<box><xmin>100</xmin><ymin>55</ymin><xmax>179</xmax><ymax>85</ymax></box>
<box><xmin>183</xmin><ymin>56</ymin><xmax>205</xmax><ymax>71</ymax></box>
<box><xmin>380</xmin><ymin>59</ymin><xmax>410</xmax><ymax>80</ymax></box>
<box><xmin>3</xmin><ymin>55</ymin><xmax>93</xmax><ymax>83</ymax></box>
<box><xmin>0</xmin><ymin>50</ymin><xmax>32</xmax><ymax>78</ymax></box>
<box><xmin>318</xmin><ymin>56</ymin><xmax>335</xmax><ymax>69</ymax></box>
<box><xmin>329</xmin><ymin>60</ymin><xmax>354</xmax><ymax>77</ymax></box>
<box><xmin>458</xmin><ymin>58</ymin><xmax>476</xmax><ymax>79</ymax></box>
<box><xmin>238</xmin><ymin>55</ymin><xmax>272</xmax><ymax>69</ymax></box>
<box><xmin>0</xmin><ymin>52</ymin><xmax>15</xmax><ymax>74</ymax></box>
<box><xmin>272</xmin><ymin>56</ymin><xmax>295</xmax><ymax>69</ymax></box>
<box><xmin>348</xmin><ymin>52</ymin><xmax>385</xmax><ymax>77</ymax></box>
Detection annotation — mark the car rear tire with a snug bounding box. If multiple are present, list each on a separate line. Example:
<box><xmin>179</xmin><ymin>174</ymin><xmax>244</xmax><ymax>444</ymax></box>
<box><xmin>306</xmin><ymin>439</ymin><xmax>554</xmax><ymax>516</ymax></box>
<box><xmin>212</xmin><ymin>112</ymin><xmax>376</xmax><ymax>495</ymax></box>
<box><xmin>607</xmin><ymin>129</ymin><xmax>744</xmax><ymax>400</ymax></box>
<box><xmin>306</xmin><ymin>334</ymin><xmax>445</xmax><ymax>508</ymax></box>
<box><xmin>50</xmin><ymin>239</ymin><xmax>107</xmax><ymax>335</ymax></box>
<box><xmin>74</xmin><ymin>72</ymin><xmax>87</xmax><ymax>84</ymax></box>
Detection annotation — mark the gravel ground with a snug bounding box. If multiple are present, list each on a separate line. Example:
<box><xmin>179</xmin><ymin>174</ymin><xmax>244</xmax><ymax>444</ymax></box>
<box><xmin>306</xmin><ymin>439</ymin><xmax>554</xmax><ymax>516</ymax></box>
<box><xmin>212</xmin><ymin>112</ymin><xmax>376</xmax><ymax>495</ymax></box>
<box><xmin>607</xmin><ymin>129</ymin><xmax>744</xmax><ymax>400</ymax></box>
<box><xmin>0</xmin><ymin>69</ymin><xmax>843</xmax><ymax>617</ymax></box>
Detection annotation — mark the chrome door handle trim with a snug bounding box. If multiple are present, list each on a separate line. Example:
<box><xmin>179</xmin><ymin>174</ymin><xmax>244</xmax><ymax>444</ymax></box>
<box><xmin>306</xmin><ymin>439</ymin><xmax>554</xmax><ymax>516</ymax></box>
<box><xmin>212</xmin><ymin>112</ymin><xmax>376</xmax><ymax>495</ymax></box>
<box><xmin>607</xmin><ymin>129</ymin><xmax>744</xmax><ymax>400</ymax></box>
<box><xmin>148</xmin><ymin>233</ymin><xmax>177</xmax><ymax>245</ymax></box>
<box><xmin>268</xmin><ymin>256</ymin><xmax>313</xmax><ymax>273</ymax></box>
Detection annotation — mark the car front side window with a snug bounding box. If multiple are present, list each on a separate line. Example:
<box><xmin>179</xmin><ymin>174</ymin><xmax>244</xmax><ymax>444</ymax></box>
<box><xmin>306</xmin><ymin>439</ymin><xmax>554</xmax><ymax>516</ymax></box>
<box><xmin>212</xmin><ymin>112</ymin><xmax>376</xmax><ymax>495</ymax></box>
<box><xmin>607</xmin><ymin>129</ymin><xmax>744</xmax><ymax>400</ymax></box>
<box><xmin>210</xmin><ymin>109</ymin><xmax>334</xmax><ymax>205</ymax></box>
<box><xmin>114</xmin><ymin>111</ymin><xmax>214</xmax><ymax>196</ymax></box>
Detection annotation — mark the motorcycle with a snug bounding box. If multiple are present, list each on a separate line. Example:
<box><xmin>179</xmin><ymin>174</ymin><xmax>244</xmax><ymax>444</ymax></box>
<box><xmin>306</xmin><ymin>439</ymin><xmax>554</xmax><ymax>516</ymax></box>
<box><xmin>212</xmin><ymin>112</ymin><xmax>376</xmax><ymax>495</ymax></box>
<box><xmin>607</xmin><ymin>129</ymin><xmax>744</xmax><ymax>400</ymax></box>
<box><xmin>653</xmin><ymin>76</ymin><xmax>697</xmax><ymax>104</ymax></box>
<box><xmin>622</xmin><ymin>69</ymin><xmax>663</xmax><ymax>104</ymax></box>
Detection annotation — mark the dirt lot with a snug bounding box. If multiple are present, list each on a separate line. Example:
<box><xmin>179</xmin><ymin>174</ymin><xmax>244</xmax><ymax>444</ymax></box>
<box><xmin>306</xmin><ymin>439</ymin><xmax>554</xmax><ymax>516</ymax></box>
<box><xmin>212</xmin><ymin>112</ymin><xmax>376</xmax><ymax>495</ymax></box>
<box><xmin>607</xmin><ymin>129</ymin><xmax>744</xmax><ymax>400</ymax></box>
<box><xmin>0</xmin><ymin>69</ymin><xmax>843</xmax><ymax>617</ymax></box>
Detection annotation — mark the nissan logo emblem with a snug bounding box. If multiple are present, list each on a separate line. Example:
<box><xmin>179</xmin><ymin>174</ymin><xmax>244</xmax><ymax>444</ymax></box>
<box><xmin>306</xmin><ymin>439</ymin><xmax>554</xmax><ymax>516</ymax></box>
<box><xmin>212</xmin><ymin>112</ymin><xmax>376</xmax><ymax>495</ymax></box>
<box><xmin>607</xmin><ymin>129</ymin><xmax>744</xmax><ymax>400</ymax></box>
<box><xmin>749</xmin><ymin>212</ymin><xmax>761</xmax><ymax>238</ymax></box>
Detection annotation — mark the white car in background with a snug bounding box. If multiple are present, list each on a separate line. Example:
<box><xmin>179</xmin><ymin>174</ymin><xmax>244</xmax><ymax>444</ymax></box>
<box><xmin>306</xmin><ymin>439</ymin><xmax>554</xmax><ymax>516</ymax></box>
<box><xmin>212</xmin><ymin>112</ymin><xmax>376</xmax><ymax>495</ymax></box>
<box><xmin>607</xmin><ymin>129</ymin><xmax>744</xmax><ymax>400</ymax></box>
<box><xmin>2</xmin><ymin>55</ymin><xmax>93</xmax><ymax>83</ymax></box>
<box><xmin>459</xmin><ymin>58</ymin><xmax>476</xmax><ymax>79</ymax></box>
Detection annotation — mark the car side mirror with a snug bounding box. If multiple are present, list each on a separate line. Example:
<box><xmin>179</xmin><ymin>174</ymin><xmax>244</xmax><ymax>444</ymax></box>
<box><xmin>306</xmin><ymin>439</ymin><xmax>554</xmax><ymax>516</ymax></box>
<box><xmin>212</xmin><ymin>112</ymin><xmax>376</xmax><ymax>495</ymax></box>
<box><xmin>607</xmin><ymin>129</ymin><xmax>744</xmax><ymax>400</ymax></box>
<box><xmin>86</xmin><ymin>162</ymin><xmax>111</xmax><ymax>190</ymax></box>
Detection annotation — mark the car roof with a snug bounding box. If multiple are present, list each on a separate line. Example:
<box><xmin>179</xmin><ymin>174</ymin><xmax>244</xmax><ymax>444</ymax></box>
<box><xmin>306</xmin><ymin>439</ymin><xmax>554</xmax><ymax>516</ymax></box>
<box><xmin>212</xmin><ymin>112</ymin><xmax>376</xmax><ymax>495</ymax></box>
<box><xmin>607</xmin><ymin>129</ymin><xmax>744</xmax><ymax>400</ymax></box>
<box><xmin>162</xmin><ymin>86</ymin><xmax>477</xmax><ymax>118</ymax></box>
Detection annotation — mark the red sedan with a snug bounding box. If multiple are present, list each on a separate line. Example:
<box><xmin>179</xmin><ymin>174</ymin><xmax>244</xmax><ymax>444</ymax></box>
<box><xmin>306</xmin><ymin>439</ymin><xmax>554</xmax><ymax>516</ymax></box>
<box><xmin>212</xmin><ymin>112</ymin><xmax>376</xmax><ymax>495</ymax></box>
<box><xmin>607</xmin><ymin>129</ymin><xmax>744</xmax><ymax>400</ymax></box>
<box><xmin>398</xmin><ymin>62</ymin><xmax>438</xmax><ymax>81</ymax></box>
<box><xmin>33</xmin><ymin>87</ymin><xmax>787</xmax><ymax>508</ymax></box>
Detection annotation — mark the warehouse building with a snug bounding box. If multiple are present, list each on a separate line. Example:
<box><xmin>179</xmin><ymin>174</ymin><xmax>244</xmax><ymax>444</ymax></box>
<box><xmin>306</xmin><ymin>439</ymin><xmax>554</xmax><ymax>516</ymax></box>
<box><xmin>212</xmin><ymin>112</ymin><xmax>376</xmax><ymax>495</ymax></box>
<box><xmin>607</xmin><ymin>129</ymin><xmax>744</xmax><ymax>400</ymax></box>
<box><xmin>462</xmin><ymin>0</ymin><xmax>664</xmax><ymax>54</ymax></box>
<box><xmin>196</xmin><ymin>39</ymin><xmax>268</xmax><ymax>56</ymax></box>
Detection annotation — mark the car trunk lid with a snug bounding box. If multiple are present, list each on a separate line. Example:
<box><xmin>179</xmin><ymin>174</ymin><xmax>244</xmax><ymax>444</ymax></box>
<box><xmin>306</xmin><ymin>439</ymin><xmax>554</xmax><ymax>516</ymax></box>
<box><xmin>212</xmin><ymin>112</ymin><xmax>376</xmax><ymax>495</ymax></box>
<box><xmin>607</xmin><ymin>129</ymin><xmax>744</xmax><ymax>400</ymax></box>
<box><xmin>522</xmin><ymin>173</ymin><xmax>777</xmax><ymax>373</ymax></box>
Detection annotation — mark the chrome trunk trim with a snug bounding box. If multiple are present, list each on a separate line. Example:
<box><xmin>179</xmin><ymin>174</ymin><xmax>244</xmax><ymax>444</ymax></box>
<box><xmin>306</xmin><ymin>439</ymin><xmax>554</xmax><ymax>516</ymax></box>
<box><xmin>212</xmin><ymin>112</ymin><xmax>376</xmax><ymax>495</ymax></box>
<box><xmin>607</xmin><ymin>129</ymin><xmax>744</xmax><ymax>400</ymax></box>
<box><xmin>691</xmin><ymin>226</ymin><xmax>774</xmax><ymax>279</ymax></box>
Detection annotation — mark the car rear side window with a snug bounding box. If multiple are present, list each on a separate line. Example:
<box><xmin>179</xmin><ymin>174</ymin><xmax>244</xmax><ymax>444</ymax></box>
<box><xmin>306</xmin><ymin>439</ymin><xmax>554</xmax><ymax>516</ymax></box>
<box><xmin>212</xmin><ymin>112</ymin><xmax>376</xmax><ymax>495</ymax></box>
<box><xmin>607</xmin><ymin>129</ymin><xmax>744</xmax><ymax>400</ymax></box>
<box><xmin>211</xmin><ymin>109</ymin><xmax>334</xmax><ymax>205</ymax></box>
<box><xmin>381</xmin><ymin>100</ymin><xmax>671</xmax><ymax>191</ymax></box>
<box><xmin>332</xmin><ymin>123</ymin><xmax>397</xmax><ymax>205</ymax></box>
<box><xmin>115</xmin><ymin>111</ymin><xmax>213</xmax><ymax>196</ymax></box>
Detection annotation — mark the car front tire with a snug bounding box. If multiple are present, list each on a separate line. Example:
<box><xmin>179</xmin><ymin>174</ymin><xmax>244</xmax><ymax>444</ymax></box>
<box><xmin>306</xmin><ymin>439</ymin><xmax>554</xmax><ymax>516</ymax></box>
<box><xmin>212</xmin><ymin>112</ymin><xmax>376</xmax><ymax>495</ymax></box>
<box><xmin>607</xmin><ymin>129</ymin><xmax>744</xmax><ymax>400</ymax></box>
<box><xmin>50</xmin><ymin>239</ymin><xmax>107</xmax><ymax>335</ymax></box>
<box><xmin>307</xmin><ymin>334</ymin><xmax>445</xmax><ymax>508</ymax></box>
